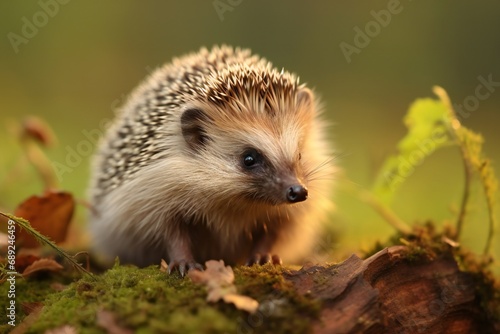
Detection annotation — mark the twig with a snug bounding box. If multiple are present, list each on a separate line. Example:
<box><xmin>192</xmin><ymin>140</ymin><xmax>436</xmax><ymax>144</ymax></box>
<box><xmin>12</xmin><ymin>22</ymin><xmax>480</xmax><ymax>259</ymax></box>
<box><xmin>456</xmin><ymin>155</ymin><xmax>473</xmax><ymax>240</ymax></box>
<box><xmin>21</xmin><ymin>138</ymin><xmax>58</xmax><ymax>191</ymax></box>
<box><xmin>1</xmin><ymin>212</ymin><xmax>95</xmax><ymax>279</ymax></box>
<box><xmin>359</xmin><ymin>189</ymin><xmax>412</xmax><ymax>235</ymax></box>
<box><xmin>432</xmin><ymin>86</ymin><xmax>470</xmax><ymax>240</ymax></box>
<box><xmin>479</xmin><ymin>161</ymin><xmax>497</xmax><ymax>255</ymax></box>
<box><xmin>433</xmin><ymin>86</ymin><xmax>497</xmax><ymax>255</ymax></box>
<box><xmin>343</xmin><ymin>181</ymin><xmax>412</xmax><ymax>235</ymax></box>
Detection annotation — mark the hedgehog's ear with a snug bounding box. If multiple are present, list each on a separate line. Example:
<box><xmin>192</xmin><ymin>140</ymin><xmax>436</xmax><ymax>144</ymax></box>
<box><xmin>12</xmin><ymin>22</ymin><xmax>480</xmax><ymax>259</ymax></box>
<box><xmin>181</xmin><ymin>108</ymin><xmax>210</xmax><ymax>150</ymax></box>
<box><xmin>297</xmin><ymin>87</ymin><xmax>315</xmax><ymax>110</ymax></box>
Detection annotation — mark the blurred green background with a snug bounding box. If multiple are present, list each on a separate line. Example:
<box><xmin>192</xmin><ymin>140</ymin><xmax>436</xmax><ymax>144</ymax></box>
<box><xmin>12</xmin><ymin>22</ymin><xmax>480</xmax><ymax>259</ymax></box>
<box><xmin>1</xmin><ymin>1</ymin><xmax>499</xmax><ymax>266</ymax></box>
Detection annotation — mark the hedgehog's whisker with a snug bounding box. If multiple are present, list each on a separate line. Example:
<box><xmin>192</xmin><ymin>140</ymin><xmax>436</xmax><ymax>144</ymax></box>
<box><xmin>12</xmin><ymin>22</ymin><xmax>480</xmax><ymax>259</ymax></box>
<box><xmin>305</xmin><ymin>156</ymin><xmax>336</xmax><ymax>181</ymax></box>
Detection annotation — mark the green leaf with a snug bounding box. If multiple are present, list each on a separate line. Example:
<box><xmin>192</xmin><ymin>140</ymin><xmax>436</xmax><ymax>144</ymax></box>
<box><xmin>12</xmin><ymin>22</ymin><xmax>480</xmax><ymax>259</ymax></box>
<box><xmin>372</xmin><ymin>98</ymin><xmax>452</xmax><ymax>204</ymax></box>
<box><xmin>370</xmin><ymin>86</ymin><xmax>498</xmax><ymax>256</ymax></box>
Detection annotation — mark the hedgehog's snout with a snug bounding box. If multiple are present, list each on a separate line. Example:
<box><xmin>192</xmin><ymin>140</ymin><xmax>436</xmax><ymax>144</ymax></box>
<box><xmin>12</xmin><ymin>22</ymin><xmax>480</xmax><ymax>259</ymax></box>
<box><xmin>286</xmin><ymin>184</ymin><xmax>308</xmax><ymax>203</ymax></box>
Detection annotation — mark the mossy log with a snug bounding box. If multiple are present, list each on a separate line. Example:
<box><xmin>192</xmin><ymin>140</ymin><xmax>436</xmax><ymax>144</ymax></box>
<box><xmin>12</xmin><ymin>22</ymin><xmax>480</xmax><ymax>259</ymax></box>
<box><xmin>2</xmin><ymin>245</ymin><xmax>498</xmax><ymax>333</ymax></box>
<box><xmin>286</xmin><ymin>245</ymin><xmax>497</xmax><ymax>334</ymax></box>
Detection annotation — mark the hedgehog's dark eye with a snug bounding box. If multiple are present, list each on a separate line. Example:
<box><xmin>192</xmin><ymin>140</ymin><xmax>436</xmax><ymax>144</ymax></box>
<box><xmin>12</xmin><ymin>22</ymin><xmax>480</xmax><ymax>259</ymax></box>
<box><xmin>298</xmin><ymin>153</ymin><xmax>302</xmax><ymax>161</ymax></box>
<box><xmin>242</xmin><ymin>148</ymin><xmax>261</xmax><ymax>169</ymax></box>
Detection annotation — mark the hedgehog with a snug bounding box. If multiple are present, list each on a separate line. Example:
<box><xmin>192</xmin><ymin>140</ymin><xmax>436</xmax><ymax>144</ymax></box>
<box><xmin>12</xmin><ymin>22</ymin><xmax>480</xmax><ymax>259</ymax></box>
<box><xmin>88</xmin><ymin>45</ymin><xmax>334</xmax><ymax>275</ymax></box>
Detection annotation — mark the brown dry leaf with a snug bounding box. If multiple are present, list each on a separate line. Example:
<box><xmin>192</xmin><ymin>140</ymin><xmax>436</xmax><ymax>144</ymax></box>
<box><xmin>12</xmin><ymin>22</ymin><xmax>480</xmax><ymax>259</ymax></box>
<box><xmin>206</xmin><ymin>283</ymin><xmax>237</xmax><ymax>302</ymax></box>
<box><xmin>44</xmin><ymin>325</ymin><xmax>78</xmax><ymax>334</ymax></box>
<box><xmin>15</xmin><ymin>254</ymin><xmax>41</xmax><ymax>273</ymax></box>
<box><xmin>14</xmin><ymin>191</ymin><xmax>75</xmax><ymax>248</ymax></box>
<box><xmin>188</xmin><ymin>259</ymin><xmax>234</xmax><ymax>285</ymax></box>
<box><xmin>159</xmin><ymin>259</ymin><xmax>168</xmax><ymax>272</ymax></box>
<box><xmin>22</xmin><ymin>258</ymin><xmax>64</xmax><ymax>277</ymax></box>
<box><xmin>223</xmin><ymin>293</ymin><xmax>259</xmax><ymax>313</ymax></box>
<box><xmin>96</xmin><ymin>309</ymin><xmax>134</xmax><ymax>334</ymax></box>
<box><xmin>188</xmin><ymin>260</ymin><xmax>259</xmax><ymax>313</ymax></box>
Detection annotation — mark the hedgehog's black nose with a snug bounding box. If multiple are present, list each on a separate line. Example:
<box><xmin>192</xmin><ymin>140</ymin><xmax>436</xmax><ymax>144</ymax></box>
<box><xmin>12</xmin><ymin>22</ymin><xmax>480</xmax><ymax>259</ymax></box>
<box><xmin>286</xmin><ymin>185</ymin><xmax>308</xmax><ymax>203</ymax></box>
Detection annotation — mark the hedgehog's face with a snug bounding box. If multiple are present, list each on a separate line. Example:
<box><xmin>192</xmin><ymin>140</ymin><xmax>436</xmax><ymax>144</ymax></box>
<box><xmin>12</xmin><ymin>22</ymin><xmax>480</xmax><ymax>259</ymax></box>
<box><xmin>180</xmin><ymin>87</ymin><xmax>317</xmax><ymax>206</ymax></box>
<box><xmin>236</xmin><ymin>146</ymin><xmax>308</xmax><ymax>204</ymax></box>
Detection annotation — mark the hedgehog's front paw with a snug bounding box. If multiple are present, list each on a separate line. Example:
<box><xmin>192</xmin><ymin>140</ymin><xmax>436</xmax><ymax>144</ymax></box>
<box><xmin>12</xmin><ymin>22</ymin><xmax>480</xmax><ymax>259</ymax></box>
<box><xmin>246</xmin><ymin>253</ymin><xmax>282</xmax><ymax>266</ymax></box>
<box><xmin>167</xmin><ymin>260</ymin><xmax>203</xmax><ymax>276</ymax></box>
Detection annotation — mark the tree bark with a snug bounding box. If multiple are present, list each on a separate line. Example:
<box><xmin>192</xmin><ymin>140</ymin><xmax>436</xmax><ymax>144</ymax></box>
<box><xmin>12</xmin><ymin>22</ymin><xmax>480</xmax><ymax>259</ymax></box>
<box><xmin>285</xmin><ymin>246</ymin><xmax>497</xmax><ymax>334</ymax></box>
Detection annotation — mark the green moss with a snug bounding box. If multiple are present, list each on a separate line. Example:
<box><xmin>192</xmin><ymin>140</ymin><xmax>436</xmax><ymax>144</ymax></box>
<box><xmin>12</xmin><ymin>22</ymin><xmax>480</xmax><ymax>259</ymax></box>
<box><xmin>454</xmin><ymin>250</ymin><xmax>500</xmax><ymax>324</ymax></box>
<box><xmin>0</xmin><ymin>273</ymin><xmax>75</xmax><ymax>333</ymax></box>
<box><xmin>27</xmin><ymin>264</ymin><xmax>207</xmax><ymax>333</ymax></box>
<box><xmin>363</xmin><ymin>222</ymin><xmax>450</xmax><ymax>262</ymax></box>
<box><xmin>7</xmin><ymin>223</ymin><xmax>496</xmax><ymax>332</ymax></box>
<box><xmin>234</xmin><ymin>264</ymin><xmax>321</xmax><ymax>333</ymax></box>
<box><xmin>4</xmin><ymin>262</ymin><xmax>319</xmax><ymax>333</ymax></box>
